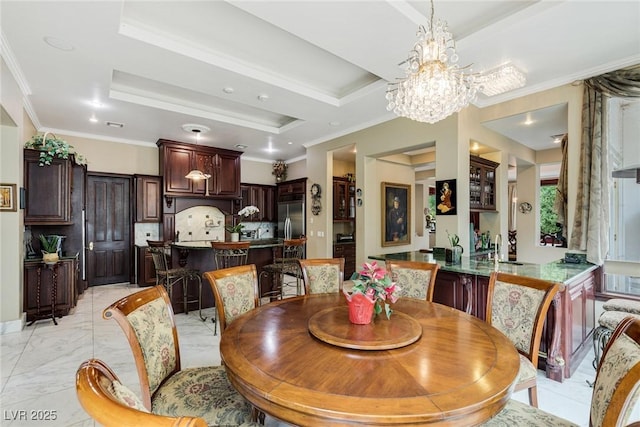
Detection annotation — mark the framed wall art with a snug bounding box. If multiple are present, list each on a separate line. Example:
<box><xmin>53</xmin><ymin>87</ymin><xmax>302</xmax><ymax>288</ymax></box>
<box><xmin>436</xmin><ymin>179</ymin><xmax>457</xmax><ymax>215</ymax></box>
<box><xmin>381</xmin><ymin>182</ymin><xmax>411</xmax><ymax>247</ymax></box>
<box><xmin>0</xmin><ymin>183</ymin><xmax>17</xmax><ymax>212</ymax></box>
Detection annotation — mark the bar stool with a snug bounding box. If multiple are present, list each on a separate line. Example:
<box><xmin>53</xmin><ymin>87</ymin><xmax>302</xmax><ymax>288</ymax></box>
<box><xmin>147</xmin><ymin>243</ymin><xmax>204</xmax><ymax>321</ymax></box>
<box><xmin>211</xmin><ymin>241</ymin><xmax>251</xmax><ymax>335</ymax></box>
<box><xmin>259</xmin><ymin>237</ymin><xmax>306</xmax><ymax>300</ymax></box>
<box><xmin>592</xmin><ymin>298</ymin><xmax>640</xmax><ymax>369</ymax></box>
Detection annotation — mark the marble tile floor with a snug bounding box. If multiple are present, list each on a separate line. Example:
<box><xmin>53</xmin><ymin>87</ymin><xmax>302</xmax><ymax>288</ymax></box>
<box><xmin>0</xmin><ymin>282</ymin><xmax>613</xmax><ymax>427</ymax></box>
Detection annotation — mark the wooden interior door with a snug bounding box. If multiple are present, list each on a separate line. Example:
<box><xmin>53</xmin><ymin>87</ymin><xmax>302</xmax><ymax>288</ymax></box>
<box><xmin>86</xmin><ymin>174</ymin><xmax>131</xmax><ymax>285</ymax></box>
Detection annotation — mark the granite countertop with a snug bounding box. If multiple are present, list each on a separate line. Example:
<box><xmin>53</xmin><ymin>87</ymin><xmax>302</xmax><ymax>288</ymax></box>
<box><xmin>171</xmin><ymin>239</ymin><xmax>284</xmax><ymax>249</ymax></box>
<box><xmin>368</xmin><ymin>251</ymin><xmax>598</xmax><ymax>285</ymax></box>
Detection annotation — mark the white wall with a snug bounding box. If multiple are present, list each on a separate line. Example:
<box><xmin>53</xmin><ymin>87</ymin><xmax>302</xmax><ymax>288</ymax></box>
<box><xmin>0</xmin><ymin>58</ymin><xmax>26</xmax><ymax>331</ymax></box>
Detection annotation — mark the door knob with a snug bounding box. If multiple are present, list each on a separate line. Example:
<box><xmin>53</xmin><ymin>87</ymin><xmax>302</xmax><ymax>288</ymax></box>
<box><xmin>89</xmin><ymin>241</ymin><xmax>94</xmax><ymax>251</ymax></box>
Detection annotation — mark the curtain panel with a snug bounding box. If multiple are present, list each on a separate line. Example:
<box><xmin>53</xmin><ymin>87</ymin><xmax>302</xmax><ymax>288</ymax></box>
<box><xmin>570</xmin><ymin>65</ymin><xmax>640</xmax><ymax>265</ymax></box>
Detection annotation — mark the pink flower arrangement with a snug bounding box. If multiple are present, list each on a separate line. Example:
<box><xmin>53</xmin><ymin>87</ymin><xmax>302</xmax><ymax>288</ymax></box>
<box><xmin>344</xmin><ymin>261</ymin><xmax>400</xmax><ymax>319</ymax></box>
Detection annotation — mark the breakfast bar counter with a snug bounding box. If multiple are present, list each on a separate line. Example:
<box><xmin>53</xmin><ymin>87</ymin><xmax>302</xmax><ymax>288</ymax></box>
<box><xmin>369</xmin><ymin>251</ymin><xmax>602</xmax><ymax>382</ymax></box>
<box><xmin>368</xmin><ymin>251</ymin><xmax>599</xmax><ymax>284</ymax></box>
<box><xmin>172</xmin><ymin>239</ymin><xmax>285</xmax><ymax>302</ymax></box>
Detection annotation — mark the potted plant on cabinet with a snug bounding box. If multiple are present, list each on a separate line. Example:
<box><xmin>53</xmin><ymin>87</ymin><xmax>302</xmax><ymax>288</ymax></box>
<box><xmin>39</xmin><ymin>234</ymin><xmax>61</xmax><ymax>264</ymax></box>
<box><xmin>24</xmin><ymin>133</ymin><xmax>87</xmax><ymax>166</ymax></box>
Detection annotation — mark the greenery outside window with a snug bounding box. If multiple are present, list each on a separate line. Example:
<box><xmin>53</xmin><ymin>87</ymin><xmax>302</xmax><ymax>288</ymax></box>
<box><xmin>539</xmin><ymin>177</ymin><xmax>567</xmax><ymax>247</ymax></box>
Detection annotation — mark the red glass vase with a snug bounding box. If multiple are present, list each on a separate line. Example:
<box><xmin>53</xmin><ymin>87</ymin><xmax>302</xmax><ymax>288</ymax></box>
<box><xmin>347</xmin><ymin>293</ymin><xmax>375</xmax><ymax>325</ymax></box>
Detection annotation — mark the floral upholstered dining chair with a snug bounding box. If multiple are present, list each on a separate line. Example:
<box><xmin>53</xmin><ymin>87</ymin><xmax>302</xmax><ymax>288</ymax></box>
<box><xmin>203</xmin><ymin>264</ymin><xmax>260</xmax><ymax>332</ymax></box>
<box><xmin>484</xmin><ymin>316</ymin><xmax>640</xmax><ymax>426</ymax></box>
<box><xmin>485</xmin><ymin>272</ymin><xmax>559</xmax><ymax>408</ymax></box>
<box><xmin>385</xmin><ymin>260</ymin><xmax>439</xmax><ymax>301</ymax></box>
<box><xmin>102</xmin><ymin>285</ymin><xmax>254</xmax><ymax>426</ymax></box>
<box><xmin>299</xmin><ymin>258</ymin><xmax>345</xmax><ymax>295</ymax></box>
<box><xmin>76</xmin><ymin>358</ymin><xmax>210</xmax><ymax>427</ymax></box>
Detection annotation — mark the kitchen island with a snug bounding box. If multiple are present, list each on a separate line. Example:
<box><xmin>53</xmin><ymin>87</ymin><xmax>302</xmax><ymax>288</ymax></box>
<box><xmin>369</xmin><ymin>251</ymin><xmax>602</xmax><ymax>382</ymax></box>
<box><xmin>172</xmin><ymin>239</ymin><xmax>284</xmax><ymax>306</ymax></box>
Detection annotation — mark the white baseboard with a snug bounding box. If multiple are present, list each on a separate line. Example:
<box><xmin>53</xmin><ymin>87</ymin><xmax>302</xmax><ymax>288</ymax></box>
<box><xmin>0</xmin><ymin>313</ymin><xmax>26</xmax><ymax>335</ymax></box>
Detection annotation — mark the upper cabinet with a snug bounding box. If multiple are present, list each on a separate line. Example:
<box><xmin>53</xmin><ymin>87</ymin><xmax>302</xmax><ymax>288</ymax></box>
<box><xmin>135</xmin><ymin>175</ymin><xmax>162</xmax><ymax>223</ymax></box>
<box><xmin>469</xmin><ymin>156</ymin><xmax>499</xmax><ymax>212</ymax></box>
<box><xmin>277</xmin><ymin>178</ymin><xmax>306</xmax><ymax>201</ymax></box>
<box><xmin>157</xmin><ymin>139</ymin><xmax>242</xmax><ymax>199</ymax></box>
<box><xmin>24</xmin><ymin>149</ymin><xmax>72</xmax><ymax>224</ymax></box>
<box><xmin>333</xmin><ymin>177</ymin><xmax>355</xmax><ymax>221</ymax></box>
<box><xmin>241</xmin><ymin>184</ymin><xmax>276</xmax><ymax>222</ymax></box>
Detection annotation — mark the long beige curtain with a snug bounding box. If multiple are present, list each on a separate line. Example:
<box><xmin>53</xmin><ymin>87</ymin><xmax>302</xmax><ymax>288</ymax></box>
<box><xmin>570</xmin><ymin>65</ymin><xmax>640</xmax><ymax>265</ymax></box>
<box><xmin>553</xmin><ymin>135</ymin><xmax>568</xmax><ymax>240</ymax></box>
<box><xmin>570</xmin><ymin>87</ymin><xmax>609</xmax><ymax>264</ymax></box>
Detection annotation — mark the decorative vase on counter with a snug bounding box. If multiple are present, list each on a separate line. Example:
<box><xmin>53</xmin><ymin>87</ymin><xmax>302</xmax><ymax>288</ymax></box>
<box><xmin>231</xmin><ymin>232</ymin><xmax>240</xmax><ymax>242</ymax></box>
<box><xmin>42</xmin><ymin>251</ymin><xmax>59</xmax><ymax>264</ymax></box>
<box><xmin>445</xmin><ymin>245</ymin><xmax>463</xmax><ymax>265</ymax></box>
<box><xmin>345</xmin><ymin>293</ymin><xmax>375</xmax><ymax>325</ymax></box>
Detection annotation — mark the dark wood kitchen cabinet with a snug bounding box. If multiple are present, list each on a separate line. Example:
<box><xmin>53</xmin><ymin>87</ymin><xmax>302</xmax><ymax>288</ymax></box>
<box><xmin>157</xmin><ymin>139</ymin><xmax>242</xmax><ymax>199</ymax></box>
<box><xmin>24</xmin><ymin>257</ymin><xmax>77</xmax><ymax>321</ymax></box>
<box><xmin>136</xmin><ymin>246</ymin><xmax>157</xmax><ymax>287</ymax></box>
<box><xmin>240</xmin><ymin>183</ymin><xmax>276</xmax><ymax>222</ymax></box>
<box><xmin>333</xmin><ymin>177</ymin><xmax>355</xmax><ymax>221</ymax></box>
<box><xmin>277</xmin><ymin>178</ymin><xmax>306</xmax><ymax>201</ymax></box>
<box><xmin>24</xmin><ymin>149</ymin><xmax>72</xmax><ymax>224</ymax></box>
<box><xmin>469</xmin><ymin>156</ymin><xmax>499</xmax><ymax>211</ymax></box>
<box><xmin>333</xmin><ymin>242</ymin><xmax>356</xmax><ymax>278</ymax></box>
<box><xmin>135</xmin><ymin>174</ymin><xmax>162</xmax><ymax>222</ymax></box>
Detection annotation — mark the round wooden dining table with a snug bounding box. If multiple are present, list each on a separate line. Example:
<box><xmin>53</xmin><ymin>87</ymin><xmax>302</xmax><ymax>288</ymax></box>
<box><xmin>220</xmin><ymin>294</ymin><xmax>519</xmax><ymax>426</ymax></box>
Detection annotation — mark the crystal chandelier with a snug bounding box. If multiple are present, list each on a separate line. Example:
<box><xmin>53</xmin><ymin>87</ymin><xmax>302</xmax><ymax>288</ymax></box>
<box><xmin>386</xmin><ymin>0</ymin><xmax>477</xmax><ymax>124</ymax></box>
<box><xmin>477</xmin><ymin>62</ymin><xmax>526</xmax><ymax>97</ymax></box>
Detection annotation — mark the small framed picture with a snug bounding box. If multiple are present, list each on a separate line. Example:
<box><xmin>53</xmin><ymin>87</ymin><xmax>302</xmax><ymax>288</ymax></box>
<box><xmin>436</xmin><ymin>179</ymin><xmax>457</xmax><ymax>216</ymax></box>
<box><xmin>381</xmin><ymin>182</ymin><xmax>411</xmax><ymax>247</ymax></box>
<box><xmin>0</xmin><ymin>183</ymin><xmax>17</xmax><ymax>212</ymax></box>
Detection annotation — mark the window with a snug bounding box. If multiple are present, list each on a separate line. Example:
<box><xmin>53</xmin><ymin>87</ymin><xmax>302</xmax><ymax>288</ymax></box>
<box><xmin>539</xmin><ymin>164</ymin><xmax>566</xmax><ymax>247</ymax></box>
<box><xmin>605</xmin><ymin>98</ymin><xmax>640</xmax><ymax>296</ymax></box>
<box><xmin>608</xmin><ymin>98</ymin><xmax>640</xmax><ymax>263</ymax></box>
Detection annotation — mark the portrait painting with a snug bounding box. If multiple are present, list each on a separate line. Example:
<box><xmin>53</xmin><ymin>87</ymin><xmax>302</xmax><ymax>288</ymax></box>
<box><xmin>0</xmin><ymin>183</ymin><xmax>17</xmax><ymax>212</ymax></box>
<box><xmin>381</xmin><ymin>182</ymin><xmax>411</xmax><ymax>247</ymax></box>
<box><xmin>436</xmin><ymin>179</ymin><xmax>457</xmax><ymax>215</ymax></box>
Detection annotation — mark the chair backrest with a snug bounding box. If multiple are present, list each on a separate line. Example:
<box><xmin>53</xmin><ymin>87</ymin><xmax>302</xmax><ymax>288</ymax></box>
<box><xmin>211</xmin><ymin>241</ymin><xmax>250</xmax><ymax>269</ymax></box>
<box><xmin>486</xmin><ymin>272</ymin><xmax>559</xmax><ymax>368</ymax></box>
<box><xmin>76</xmin><ymin>358</ymin><xmax>207</xmax><ymax>427</ymax></box>
<box><xmin>385</xmin><ymin>260</ymin><xmax>439</xmax><ymax>301</ymax></box>
<box><xmin>591</xmin><ymin>316</ymin><xmax>640</xmax><ymax>427</ymax></box>
<box><xmin>282</xmin><ymin>237</ymin><xmax>306</xmax><ymax>260</ymax></box>
<box><xmin>203</xmin><ymin>264</ymin><xmax>259</xmax><ymax>332</ymax></box>
<box><xmin>148</xmin><ymin>245</ymin><xmax>171</xmax><ymax>275</ymax></box>
<box><xmin>102</xmin><ymin>285</ymin><xmax>181</xmax><ymax>410</ymax></box>
<box><xmin>299</xmin><ymin>258</ymin><xmax>345</xmax><ymax>294</ymax></box>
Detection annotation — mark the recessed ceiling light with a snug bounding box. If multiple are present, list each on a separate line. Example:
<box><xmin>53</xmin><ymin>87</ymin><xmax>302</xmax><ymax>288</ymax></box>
<box><xmin>329</xmin><ymin>121</ymin><xmax>341</xmax><ymax>126</ymax></box>
<box><xmin>222</xmin><ymin>87</ymin><xmax>235</xmax><ymax>94</ymax></box>
<box><xmin>235</xmin><ymin>144</ymin><xmax>248</xmax><ymax>150</ymax></box>
<box><xmin>43</xmin><ymin>36</ymin><xmax>74</xmax><ymax>51</ymax></box>
<box><xmin>181</xmin><ymin>123</ymin><xmax>210</xmax><ymax>134</ymax></box>
<box><xmin>90</xmin><ymin>100</ymin><xmax>103</xmax><ymax>108</ymax></box>
<box><xmin>106</xmin><ymin>121</ymin><xmax>124</xmax><ymax>128</ymax></box>
<box><xmin>89</xmin><ymin>114</ymin><xmax>98</xmax><ymax>123</ymax></box>
<box><xmin>257</xmin><ymin>94</ymin><xmax>269</xmax><ymax>102</ymax></box>
<box><xmin>287</xmin><ymin>141</ymin><xmax>293</xmax><ymax>145</ymax></box>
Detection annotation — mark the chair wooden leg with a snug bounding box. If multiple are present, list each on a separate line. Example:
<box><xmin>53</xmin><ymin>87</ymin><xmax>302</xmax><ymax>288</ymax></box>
<box><xmin>212</xmin><ymin>295</ymin><xmax>218</xmax><ymax>335</ymax></box>
<box><xmin>528</xmin><ymin>386</ymin><xmax>538</xmax><ymax>408</ymax></box>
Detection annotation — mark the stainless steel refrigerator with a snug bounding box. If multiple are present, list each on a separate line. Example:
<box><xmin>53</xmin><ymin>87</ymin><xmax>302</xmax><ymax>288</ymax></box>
<box><xmin>277</xmin><ymin>200</ymin><xmax>305</xmax><ymax>239</ymax></box>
